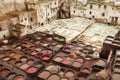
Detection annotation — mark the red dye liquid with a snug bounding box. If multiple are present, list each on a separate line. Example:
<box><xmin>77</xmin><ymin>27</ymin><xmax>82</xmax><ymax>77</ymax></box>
<box><xmin>62</xmin><ymin>59</ymin><xmax>71</xmax><ymax>65</ymax></box>
<box><xmin>27</xmin><ymin>67</ymin><xmax>38</xmax><ymax>73</ymax></box>
<box><xmin>42</xmin><ymin>55</ymin><xmax>49</xmax><ymax>60</ymax></box>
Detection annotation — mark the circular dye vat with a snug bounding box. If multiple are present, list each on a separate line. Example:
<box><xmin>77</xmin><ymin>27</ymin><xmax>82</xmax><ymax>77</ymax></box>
<box><xmin>8</xmin><ymin>58</ymin><xmax>16</xmax><ymax>64</ymax></box>
<box><xmin>56</xmin><ymin>44</ymin><xmax>63</xmax><ymax>48</ymax></box>
<box><xmin>47</xmin><ymin>74</ymin><xmax>60</xmax><ymax>80</ymax></box>
<box><xmin>78</xmin><ymin>43</ymin><xmax>85</xmax><ymax>47</ymax></box>
<box><xmin>13</xmin><ymin>54</ymin><xmax>21</xmax><ymax>59</ymax></box>
<box><xmin>43</xmin><ymin>43</ymin><xmax>48</xmax><ymax>46</ymax></box>
<box><xmin>83</xmin><ymin>61</ymin><xmax>92</xmax><ymax>68</ymax></box>
<box><xmin>67</xmin><ymin>44</ymin><xmax>74</xmax><ymax>48</ymax></box>
<box><xmin>47</xmin><ymin>51</ymin><xmax>52</xmax><ymax>54</ymax></box>
<box><xmin>86</xmin><ymin>45</ymin><xmax>93</xmax><ymax>50</ymax></box>
<box><xmin>10</xmin><ymin>52</ymin><xmax>16</xmax><ymax>57</ymax></box>
<box><xmin>72</xmin><ymin>61</ymin><xmax>82</xmax><ymax>68</ymax></box>
<box><xmin>75</xmin><ymin>47</ymin><xmax>83</xmax><ymax>51</ymax></box>
<box><xmin>53</xmin><ymin>56</ymin><xmax>63</xmax><ymax>63</ymax></box>
<box><xmin>27</xmin><ymin>59</ymin><xmax>34</xmax><ymax>65</ymax></box>
<box><xmin>21</xmin><ymin>43</ymin><xmax>27</xmax><ymax>47</ymax></box>
<box><xmin>85</xmin><ymin>56</ymin><xmax>92</xmax><ymax>60</ymax></box>
<box><xmin>47</xmin><ymin>37</ymin><xmax>53</xmax><ymax>42</ymax></box>
<box><xmin>65</xmin><ymin>70</ymin><xmax>75</xmax><ymax>78</ymax></box>
<box><xmin>113</xmin><ymin>65</ymin><xmax>120</xmax><ymax>72</ymax></box>
<box><xmin>41</xmin><ymin>55</ymin><xmax>50</xmax><ymax>61</ymax></box>
<box><xmin>41</xmin><ymin>50</ymin><xmax>48</xmax><ymax>54</ymax></box>
<box><xmin>6</xmin><ymin>73</ymin><xmax>16</xmax><ymax>79</ymax></box>
<box><xmin>116</xmin><ymin>56</ymin><xmax>120</xmax><ymax>61</ymax></box>
<box><xmin>74</xmin><ymin>51</ymin><xmax>81</xmax><ymax>55</ymax></box>
<box><xmin>35</xmin><ymin>48</ymin><xmax>42</xmax><ymax>52</ymax></box>
<box><xmin>0</xmin><ymin>54</ymin><xmax>5</xmax><ymax>58</ymax></box>
<box><xmin>27</xmin><ymin>67</ymin><xmax>38</xmax><ymax>74</ymax></box>
<box><xmin>79</xmin><ymin>77</ymin><xmax>87</xmax><ymax>80</ymax></box>
<box><xmin>61</xmin><ymin>77</ymin><xmax>69</xmax><ymax>80</ymax></box>
<box><xmin>76</xmin><ymin>58</ymin><xmax>84</xmax><ymax>63</ymax></box>
<box><xmin>46</xmin><ymin>65</ymin><xmax>59</xmax><ymax>73</ymax></box>
<box><xmin>64</xmin><ymin>48</ymin><xmax>70</xmax><ymax>52</ymax></box>
<box><xmin>0</xmin><ymin>69</ymin><xmax>10</xmax><ymax>77</ymax></box>
<box><xmin>112</xmin><ymin>73</ymin><xmax>120</xmax><ymax>80</ymax></box>
<box><xmin>41</xmin><ymin>33</ymin><xmax>46</xmax><ymax>36</ymax></box>
<box><xmin>15</xmin><ymin>61</ymin><xmax>22</xmax><ymax>67</ymax></box>
<box><xmin>82</xmin><ymin>49</ymin><xmax>89</xmax><ymax>53</ymax></box>
<box><xmin>51</xmin><ymin>42</ymin><xmax>57</xmax><ymax>46</ymax></box>
<box><xmin>25</xmin><ymin>49</ymin><xmax>32</xmax><ymax>53</ymax></box>
<box><xmin>31</xmin><ymin>51</ymin><xmax>38</xmax><ymax>55</ymax></box>
<box><xmin>38</xmin><ymin>70</ymin><xmax>50</xmax><ymax>79</ymax></box>
<box><xmin>62</xmin><ymin>59</ymin><xmax>71</xmax><ymax>65</ymax></box>
<box><xmin>16</xmin><ymin>46</ymin><xmax>22</xmax><ymax>50</ymax></box>
<box><xmin>94</xmin><ymin>59</ymin><xmax>106</xmax><ymax>68</ymax></box>
<box><xmin>2</xmin><ymin>57</ymin><xmax>10</xmax><ymax>62</ymax></box>
<box><xmin>114</xmin><ymin>61</ymin><xmax>120</xmax><ymax>66</ymax></box>
<box><xmin>20</xmin><ymin>56</ymin><xmax>28</xmax><ymax>62</ymax></box>
<box><xmin>20</xmin><ymin>64</ymin><xmax>29</xmax><ymax>70</ymax></box>
<box><xmin>81</xmin><ymin>68</ymin><xmax>90</xmax><ymax>74</ymax></box>
<box><xmin>60</xmin><ymin>38</ymin><xmax>64</xmax><ymax>42</ymax></box>
<box><xmin>36</xmin><ymin>36</ymin><xmax>41</xmax><ymax>40</ymax></box>
<box><xmin>13</xmin><ymin>75</ymin><xmax>25</xmax><ymax>80</ymax></box>
<box><xmin>116</xmin><ymin>50</ymin><xmax>120</xmax><ymax>56</ymax></box>
<box><xmin>54</xmin><ymin>37</ymin><xmax>59</xmax><ymax>40</ymax></box>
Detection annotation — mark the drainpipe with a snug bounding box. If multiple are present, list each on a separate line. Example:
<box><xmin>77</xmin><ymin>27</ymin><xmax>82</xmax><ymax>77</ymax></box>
<box><xmin>24</xmin><ymin>0</ymin><xmax>28</xmax><ymax>11</ymax></box>
<box><xmin>14</xmin><ymin>0</ymin><xmax>17</xmax><ymax>11</ymax></box>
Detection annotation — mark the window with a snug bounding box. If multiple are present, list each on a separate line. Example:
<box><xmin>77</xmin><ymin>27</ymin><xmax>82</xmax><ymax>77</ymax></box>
<box><xmin>25</xmin><ymin>18</ymin><xmax>27</xmax><ymax>20</ymax></box>
<box><xmin>3</xmin><ymin>35</ymin><xmax>6</xmax><ymax>39</ymax></box>
<box><xmin>102</xmin><ymin>13</ymin><xmax>105</xmax><ymax>17</ymax></box>
<box><xmin>41</xmin><ymin>23</ymin><xmax>44</xmax><ymax>26</ymax></box>
<box><xmin>90</xmin><ymin>5</ymin><xmax>92</xmax><ymax>9</ymax></box>
<box><xmin>55</xmin><ymin>2</ymin><xmax>56</xmax><ymax>5</ymax></box>
<box><xmin>73</xmin><ymin>10</ymin><xmax>75</xmax><ymax>13</ymax></box>
<box><xmin>30</xmin><ymin>17</ymin><xmax>33</xmax><ymax>22</ymax></box>
<box><xmin>104</xmin><ymin>5</ymin><xmax>107</xmax><ymax>9</ymax></box>
<box><xmin>30</xmin><ymin>25</ymin><xmax>32</xmax><ymax>29</ymax></box>
<box><xmin>48</xmin><ymin>19</ymin><xmax>50</xmax><ymax>22</ymax></box>
<box><xmin>0</xmin><ymin>27</ymin><xmax>1</xmax><ymax>31</ymax></box>
<box><xmin>89</xmin><ymin>11</ymin><xmax>92</xmax><ymax>15</ymax></box>
<box><xmin>99</xmin><ymin>4</ymin><xmax>101</xmax><ymax>8</ymax></box>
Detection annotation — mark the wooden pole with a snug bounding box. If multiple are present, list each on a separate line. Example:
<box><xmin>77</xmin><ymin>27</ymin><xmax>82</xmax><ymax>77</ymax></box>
<box><xmin>107</xmin><ymin>49</ymin><xmax>113</xmax><ymax>64</ymax></box>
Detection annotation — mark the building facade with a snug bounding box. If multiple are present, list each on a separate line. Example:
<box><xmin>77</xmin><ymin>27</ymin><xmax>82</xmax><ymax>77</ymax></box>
<box><xmin>70</xmin><ymin>0</ymin><xmax>120</xmax><ymax>25</ymax></box>
<box><xmin>27</xmin><ymin>0</ymin><xmax>60</xmax><ymax>27</ymax></box>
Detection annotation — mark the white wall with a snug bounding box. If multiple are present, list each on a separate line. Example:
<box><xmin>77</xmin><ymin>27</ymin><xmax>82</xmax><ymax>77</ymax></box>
<box><xmin>0</xmin><ymin>30</ymin><xmax>10</xmax><ymax>39</ymax></box>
